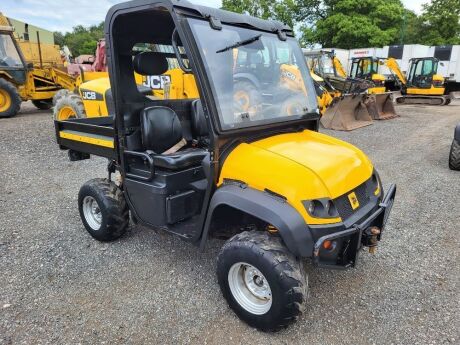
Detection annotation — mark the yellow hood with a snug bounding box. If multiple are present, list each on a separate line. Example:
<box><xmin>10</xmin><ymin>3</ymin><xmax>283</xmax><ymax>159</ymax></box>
<box><xmin>218</xmin><ymin>130</ymin><xmax>374</xmax><ymax>225</ymax></box>
<box><xmin>251</xmin><ymin>131</ymin><xmax>373</xmax><ymax>198</ymax></box>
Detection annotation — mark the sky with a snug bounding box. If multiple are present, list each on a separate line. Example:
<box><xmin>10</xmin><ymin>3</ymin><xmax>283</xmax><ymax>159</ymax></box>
<box><xmin>3</xmin><ymin>0</ymin><xmax>430</xmax><ymax>33</ymax></box>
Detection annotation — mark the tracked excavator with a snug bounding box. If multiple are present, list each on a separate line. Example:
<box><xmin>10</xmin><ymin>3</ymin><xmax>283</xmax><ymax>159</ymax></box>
<box><xmin>395</xmin><ymin>57</ymin><xmax>453</xmax><ymax>106</ymax></box>
<box><xmin>354</xmin><ymin>56</ymin><xmax>453</xmax><ymax>106</ymax></box>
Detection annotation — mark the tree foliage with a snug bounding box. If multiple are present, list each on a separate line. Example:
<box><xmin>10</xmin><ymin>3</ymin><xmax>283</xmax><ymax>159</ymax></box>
<box><xmin>53</xmin><ymin>22</ymin><xmax>104</xmax><ymax>57</ymax></box>
<box><xmin>222</xmin><ymin>0</ymin><xmax>460</xmax><ymax>48</ymax></box>
<box><xmin>417</xmin><ymin>0</ymin><xmax>460</xmax><ymax>45</ymax></box>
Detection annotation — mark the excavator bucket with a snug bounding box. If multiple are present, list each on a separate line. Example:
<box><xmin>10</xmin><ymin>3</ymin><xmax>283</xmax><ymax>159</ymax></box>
<box><xmin>364</xmin><ymin>93</ymin><xmax>398</xmax><ymax>120</ymax></box>
<box><xmin>320</xmin><ymin>94</ymin><xmax>373</xmax><ymax>131</ymax></box>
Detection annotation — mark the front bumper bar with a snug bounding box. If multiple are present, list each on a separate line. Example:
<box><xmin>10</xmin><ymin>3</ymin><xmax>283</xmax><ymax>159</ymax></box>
<box><xmin>312</xmin><ymin>184</ymin><xmax>396</xmax><ymax>269</ymax></box>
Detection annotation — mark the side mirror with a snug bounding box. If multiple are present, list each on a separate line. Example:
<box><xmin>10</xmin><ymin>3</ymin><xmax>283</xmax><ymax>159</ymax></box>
<box><xmin>27</xmin><ymin>62</ymin><xmax>34</xmax><ymax>69</ymax></box>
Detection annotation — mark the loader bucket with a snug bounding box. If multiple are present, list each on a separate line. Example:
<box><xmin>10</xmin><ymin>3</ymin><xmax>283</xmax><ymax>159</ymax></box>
<box><xmin>365</xmin><ymin>93</ymin><xmax>398</xmax><ymax>120</ymax></box>
<box><xmin>320</xmin><ymin>94</ymin><xmax>373</xmax><ymax>131</ymax></box>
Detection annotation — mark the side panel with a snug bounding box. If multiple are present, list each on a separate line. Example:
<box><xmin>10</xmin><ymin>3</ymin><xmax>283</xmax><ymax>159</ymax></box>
<box><xmin>201</xmin><ymin>184</ymin><xmax>314</xmax><ymax>257</ymax></box>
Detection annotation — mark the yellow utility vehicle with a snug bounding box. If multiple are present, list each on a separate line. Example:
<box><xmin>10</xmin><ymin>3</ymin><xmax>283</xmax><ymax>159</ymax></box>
<box><xmin>54</xmin><ymin>0</ymin><xmax>396</xmax><ymax>331</ymax></box>
<box><xmin>0</xmin><ymin>13</ymin><xmax>77</xmax><ymax>117</ymax></box>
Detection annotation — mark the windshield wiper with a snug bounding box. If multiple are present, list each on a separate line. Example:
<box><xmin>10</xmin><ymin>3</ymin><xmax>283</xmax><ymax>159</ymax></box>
<box><xmin>216</xmin><ymin>34</ymin><xmax>262</xmax><ymax>54</ymax></box>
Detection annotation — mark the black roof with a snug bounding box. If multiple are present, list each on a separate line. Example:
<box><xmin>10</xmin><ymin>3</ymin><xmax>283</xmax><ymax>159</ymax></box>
<box><xmin>106</xmin><ymin>0</ymin><xmax>293</xmax><ymax>36</ymax></box>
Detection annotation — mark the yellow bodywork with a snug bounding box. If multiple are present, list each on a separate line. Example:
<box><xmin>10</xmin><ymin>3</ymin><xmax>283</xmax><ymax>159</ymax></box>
<box><xmin>332</xmin><ymin>56</ymin><xmax>347</xmax><ymax>78</ymax></box>
<box><xmin>59</xmin><ymin>130</ymin><xmax>114</xmax><ymax>148</ymax></box>
<box><xmin>77</xmin><ymin>77</ymin><xmax>111</xmax><ymax>117</ymax></box>
<box><xmin>310</xmin><ymin>71</ymin><xmax>334</xmax><ymax>115</ymax></box>
<box><xmin>406</xmin><ymin>74</ymin><xmax>445</xmax><ymax>95</ymax></box>
<box><xmin>218</xmin><ymin>130</ymin><xmax>374</xmax><ymax>225</ymax></box>
<box><xmin>76</xmin><ymin>68</ymin><xmax>199</xmax><ymax>118</ymax></box>
<box><xmin>367</xmin><ymin>73</ymin><xmax>386</xmax><ymax>94</ymax></box>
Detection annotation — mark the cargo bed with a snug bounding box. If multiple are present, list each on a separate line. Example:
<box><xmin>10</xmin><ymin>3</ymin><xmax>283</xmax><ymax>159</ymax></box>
<box><xmin>54</xmin><ymin>117</ymin><xmax>116</xmax><ymax>160</ymax></box>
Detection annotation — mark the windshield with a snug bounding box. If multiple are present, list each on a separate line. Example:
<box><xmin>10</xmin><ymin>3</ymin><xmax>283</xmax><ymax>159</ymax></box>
<box><xmin>189</xmin><ymin>19</ymin><xmax>317</xmax><ymax>130</ymax></box>
<box><xmin>0</xmin><ymin>34</ymin><xmax>23</xmax><ymax>68</ymax></box>
<box><xmin>319</xmin><ymin>55</ymin><xmax>335</xmax><ymax>75</ymax></box>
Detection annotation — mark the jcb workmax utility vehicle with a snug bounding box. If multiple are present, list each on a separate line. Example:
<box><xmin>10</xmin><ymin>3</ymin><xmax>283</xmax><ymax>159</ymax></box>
<box><xmin>54</xmin><ymin>0</ymin><xmax>396</xmax><ymax>331</ymax></box>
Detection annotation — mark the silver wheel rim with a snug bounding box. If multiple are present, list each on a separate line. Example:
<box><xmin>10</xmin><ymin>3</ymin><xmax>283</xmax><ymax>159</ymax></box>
<box><xmin>82</xmin><ymin>196</ymin><xmax>102</xmax><ymax>231</ymax></box>
<box><xmin>228</xmin><ymin>262</ymin><xmax>272</xmax><ymax>315</ymax></box>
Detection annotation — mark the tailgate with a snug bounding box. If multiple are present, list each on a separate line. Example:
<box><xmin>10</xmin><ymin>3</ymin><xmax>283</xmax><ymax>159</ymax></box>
<box><xmin>54</xmin><ymin>117</ymin><xmax>116</xmax><ymax>160</ymax></box>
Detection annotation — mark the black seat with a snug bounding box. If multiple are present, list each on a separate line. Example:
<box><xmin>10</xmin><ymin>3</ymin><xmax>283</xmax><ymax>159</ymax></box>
<box><xmin>140</xmin><ymin>106</ymin><xmax>207</xmax><ymax>170</ymax></box>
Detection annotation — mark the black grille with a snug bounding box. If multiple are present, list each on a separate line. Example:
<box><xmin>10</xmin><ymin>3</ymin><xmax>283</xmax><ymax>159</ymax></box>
<box><xmin>334</xmin><ymin>178</ymin><xmax>374</xmax><ymax>221</ymax></box>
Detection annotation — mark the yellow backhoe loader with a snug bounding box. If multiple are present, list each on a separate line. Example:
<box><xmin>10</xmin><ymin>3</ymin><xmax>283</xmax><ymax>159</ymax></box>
<box><xmin>348</xmin><ymin>56</ymin><xmax>398</xmax><ymax>120</ymax></box>
<box><xmin>0</xmin><ymin>13</ymin><xmax>78</xmax><ymax>117</ymax></box>
<box><xmin>304</xmin><ymin>50</ymin><xmax>375</xmax><ymax>130</ymax></box>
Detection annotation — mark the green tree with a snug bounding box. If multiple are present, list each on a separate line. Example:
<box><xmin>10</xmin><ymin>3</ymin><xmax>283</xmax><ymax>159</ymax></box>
<box><xmin>54</xmin><ymin>22</ymin><xmax>104</xmax><ymax>57</ymax></box>
<box><xmin>297</xmin><ymin>0</ymin><xmax>405</xmax><ymax>48</ymax></box>
<box><xmin>417</xmin><ymin>0</ymin><xmax>460</xmax><ymax>45</ymax></box>
<box><xmin>222</xmin><ymin>0</ymin><xmax>296</xmax><ymax>27</ymax></box>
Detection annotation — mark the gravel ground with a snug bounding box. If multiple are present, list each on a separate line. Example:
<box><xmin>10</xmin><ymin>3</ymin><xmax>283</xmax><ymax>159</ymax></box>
<box><xmin>1</xmin><ymin>101</ymin><xmax>459</xmax><ymax>345</ymax></box>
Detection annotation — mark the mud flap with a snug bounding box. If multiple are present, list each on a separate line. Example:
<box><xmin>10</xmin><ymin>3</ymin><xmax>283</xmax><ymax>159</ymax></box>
<box><xmin>365</xmin><ymin>93</ymin><xmax>398</xmax><ymax>120</ymax></box>
<box><xmin>320</xmin><ymin>94</ymin><xmax>373</xmax><ymax>131</ymax></box>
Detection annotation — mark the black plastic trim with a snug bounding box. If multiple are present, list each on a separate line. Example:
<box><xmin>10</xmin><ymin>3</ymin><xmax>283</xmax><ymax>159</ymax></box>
<box><xmin>200</xmin><ymin>184</ymin><xmax>314</xmax><ymax>257</ymax></box>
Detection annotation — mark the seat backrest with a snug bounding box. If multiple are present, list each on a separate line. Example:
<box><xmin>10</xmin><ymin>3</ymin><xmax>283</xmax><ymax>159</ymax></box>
<box><xmin>191</xmin><ymin>99</ymin><xmax>209</xmax><ymax>137</ymax></box>
<box><xmin>133</xmin><ymin>52</ymin><xmax>169</xmax><ymax>76</ymax></box>
<box><xmin>141</xmin><ymin>106</ymin><xmax>183</xmax><ymax>153</ymax></box>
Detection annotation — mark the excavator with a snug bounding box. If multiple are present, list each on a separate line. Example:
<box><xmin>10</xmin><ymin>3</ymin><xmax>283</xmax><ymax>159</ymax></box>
<box><xmin>396</xmin><ymin>57</ymin><xmax>452</xmax><ymax>106</ymax></box>
<box><xmin>352</xmin><ymin>56</ymin><xmax>453</xmax><ymax>106</ymax></box>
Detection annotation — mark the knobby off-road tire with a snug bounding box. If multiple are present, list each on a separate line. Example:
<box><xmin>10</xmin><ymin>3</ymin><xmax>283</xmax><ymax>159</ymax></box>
<box><xmin>32</xmin><ymin>99</ymin><xmax>53</xmax><ymax>110</ymax></box>
<box><xmin>217</xmin><ymin>231</ymin><xmax>308</xmax><ymax>332</ymax></box>
<box><xmin>0</xmin><ymin>78</ymin><xmax>21</xmax><ymax>118</ymax></box>
<box><xmin>449</xmin><ymin>140</ymin><xmax>460</xmax><ymax>171</ymax></box>
<box><xmin>78</xmin><ymin>178</ymin><xmax>129</xmax><ymax>241</ymax></box>
<box><xmin>52</xmin><ymin>89</ymin><xmax>70</xmax><ymax>106</ymax></box>
<box><xmin>54</xmin><ymin>94</ymin><xmax>86</xmax><ymax>120</ymax></box>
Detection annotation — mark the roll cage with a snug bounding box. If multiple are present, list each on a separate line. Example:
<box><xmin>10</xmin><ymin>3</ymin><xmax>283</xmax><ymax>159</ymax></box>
<box><xmin>102</xmin><ymin>0</ymin><xmax>319</xmax><ymax>247</ymax></box>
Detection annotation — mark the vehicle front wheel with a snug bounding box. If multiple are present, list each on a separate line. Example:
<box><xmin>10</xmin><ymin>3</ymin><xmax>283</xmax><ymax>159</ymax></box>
<box><xmin>78</xmin><ymin>178</ymin><xmax>129</xmax><ymax>241</ymax></box>
<box><xmin>217</xmin><ymin>231</ymin><xmax>307</xmax><ymax>332</ymax></box>
<box><xmin>54</xmin><ymin>94</ymin><xmax>86</xmax><ymax>120</ymax></box>
<box><xmin>0</xmin><ymin>78</ymin><xmax>21</xmax><ymax>118</ymax></box>
<box><xmin>449</xmin><ymin>139</ymin><xmax>460</xmax><ymax>170</ymax></box>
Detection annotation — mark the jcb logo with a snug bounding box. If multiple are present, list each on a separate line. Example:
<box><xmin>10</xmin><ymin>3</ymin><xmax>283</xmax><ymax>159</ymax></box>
<box><xmin>347</xmin><ymin>192</ymin><xmax>360</xmax><ymax>210</ymax></box>
<box><xmin>281</xmin><ymin>70</ymin><xmax>296</xmax><ymax>81</ymax></box>
<box><xmin>82</xmin><ymin>91</ymin><xmax>97</xmax><ymax>100</ymax></box>
<box><xmin>143</xmin><ymin>75</ymin><xmax>171</xmax><ymax>90</ymax></box>
<box><xmin>80</xmin><ymin>90</ymin><xmax>103</xmax><ymax>101</ymax></box>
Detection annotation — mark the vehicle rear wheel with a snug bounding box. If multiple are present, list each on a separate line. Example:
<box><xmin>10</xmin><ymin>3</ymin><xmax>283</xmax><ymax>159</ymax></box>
<box><xmin>449</xmin><ymin>139</ymin><xmax>460</xmax><ymax>171</ymax></box>
<box><xmin>281</xmin><ymin>94</ymin><xmax>308</xmax><ymax>116</ymax></box>
<box><xmin>78</xmin><ymin>178</ymin><xmax>129</xmax><ymax>241</ymax></box>
<box><xmin>233</xmin><ymin>81</ymin><xmax>262</xmax><ymax>117</ymax></box>
<box><xmin>52</xmin><ymin>89</ymin><xmax>70</xmax><ymax>106</ymax></box>
<box><xmin>54</xmin><ymin>94</ymin><xmax>86</xmax><ymax>120</ymax></box>
<box><xmin>0</xmin><ymin>79</ymin><xmax>21</xmax><ymax>118</ymax></box>
<box><xmin>217</xmin><ymin>231</ymin><xmax>307</xmax><ymax>332</ymax></box>
<box><xmin>32</xmin><ymin>99</ymin><xmax>53</xmax><ymax>110</ymax></box>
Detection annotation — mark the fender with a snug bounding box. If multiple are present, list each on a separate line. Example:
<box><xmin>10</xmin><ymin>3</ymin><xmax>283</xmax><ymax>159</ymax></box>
<box><xmin>200</xmin><ymin>184</ymin><xmax>314</xmax><ymax>257</ymax></box>
<box><xmin>454</xmin><ymin>123</ymin><xmax>460</xmax><ymax>141</ymax></box>
<box><xmin>233</xmin><ymin>73</ymin><xmax>261</xmax><ymax>89</ymax></box>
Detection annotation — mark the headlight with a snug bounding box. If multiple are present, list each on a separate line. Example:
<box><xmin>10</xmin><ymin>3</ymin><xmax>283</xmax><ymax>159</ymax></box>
<box><xmin>372</xmin><ymin>170</ymin><xmax>382</xmax><ymax>197</ymax></box>
<box><xmin>304</xmin><ymin>199</ymin><xmax>339</xmax><ymax>219</ymax></box>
